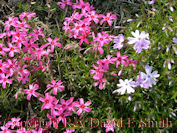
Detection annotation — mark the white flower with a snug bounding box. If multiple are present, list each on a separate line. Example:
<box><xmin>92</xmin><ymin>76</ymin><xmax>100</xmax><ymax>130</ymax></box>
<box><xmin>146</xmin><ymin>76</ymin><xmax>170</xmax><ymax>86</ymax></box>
<box><xmin>113</xmin><ymin>79</ymin><xmax>136</xmax><ymax>95</ymax></box>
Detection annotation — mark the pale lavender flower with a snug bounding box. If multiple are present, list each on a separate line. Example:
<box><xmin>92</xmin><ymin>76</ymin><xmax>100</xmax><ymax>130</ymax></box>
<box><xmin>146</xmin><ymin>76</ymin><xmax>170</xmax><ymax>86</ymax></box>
<box><xmin>148</xmin><ymin>0</ymin><xmax>156</xmax><ymax>5</ymax></box>
<box><xmin>127</xmin><ymin>30</ymin><xmax>150</xmax><ymax>53</ymax></box>
<box><xmin>113</xmin><ymin>34</ymin><xmax>124</xmax><ymax>50</ymax></box>
<box><xmin>171</xmin><ymin>112</ymin><xmax>176</xmax><ymax>117</ymax></box>
<box><xmin>139</xmin><ymin>65</ymin><xmax>160</xmax><ymax>88</ymax></box>
<box><xmin>127</xmin><ymin>19</ymin><xmax>135</xmax><ymax>22</ymax></box>
<box><xmin>173</xmin><ymin>37</ymin><xmax>177</xmax><ymax>44</ymax></box>
<box><xmin>133</xmin><ymin>38</ymin><xmax>150</xmax><ymax>53</ymax></box>
<box><xmin>63</xmin><ymin>129</ymin><xmax>75</xmax><ymax>133</ymax></box>
<box><xmin>170</xmin><ymin>6</ymin><xmax>174</xmax><ymax>12</ymax></box>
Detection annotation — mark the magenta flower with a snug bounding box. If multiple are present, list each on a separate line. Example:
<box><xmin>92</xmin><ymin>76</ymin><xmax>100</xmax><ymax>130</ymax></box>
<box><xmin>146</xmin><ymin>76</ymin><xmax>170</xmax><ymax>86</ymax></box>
<box><xmin>5</xmin><ymin>17</ymin><xmax>18</xmax><ymax>31</ymax></box>
<box><xmin>73</xmin><ymin>0</ymin><xmax>91</xmax><ymax>13</ymax></box>
<box><xmin>46</xmin><ymin>114</ymin><xmax>59</xmax><ymax>129</ymax></box>
<box><xmin>19</xmin><ymin>12</ymin><xmax>36</xmax><ymax>20</ymax></box>
<box><xmin>0</xmin><ymin>60</ymin><xmax>8</xmax><ymax>74</ymax></box>
<box><xmin>17</xmin><ymin>20</ymin><xmax>30</xmax><ymax>31</ymax></box>
<box><xmin>56</xmin><ymin>110</ymin><xmax>71</xmax><ymax>124</ymax></box>
<box><xmin>90</xmin><ymin>64</ymin><xmax>104</xmax><ymax>79</ymax></box>
<box><xmin>4</xmin><ymin>43</ymin><xmax>20</xmax><ymax>57</ymax></box>
<box><xmin>0</xmin><ymin>74</ymin><xmax>12</xmax><ymax>88</ymax></box>
<box><xmin>126</xmin><ymin>58</ymin><xmax>137</xmax><ymax>70</ymax></box>
<box><xmin>0</xmin><ymin>43</ymin><xmax>6</xmax><ymax>56</ymax></box>
<box><xmin>112</xmin><ymin>51</ymin><xmax>128</xmax><ymax>68</ymax></box>
<box><xmin>104</xmin><ymin>120</ymin><xmax>115</xmax><ymax>133</ymax></box>
<box><xmin>34</xmin><ymin>47</ymin><xmax>46</xmax><ymax>60</ymax></box>
<box><xmin>99</xmin><ymin>12</ymin><xmax>117</xmax><ymax>26</ymax></box>
<box><xmin>47</xmin><ymin>80</ymin><xmax>65</xmax><ymax>95</ymax></box>
<box><xmin>78</xmin><ymin>31</ymin><xmax>90</xmax><ymax>46</ymax></box>
<box><xmin>16</xmin><ymin>127</ymin><xmax>30</xmax><ymax>133</ymax></box>
<box><xmin>44</xmin><ymin>38</ymin><xmax>62</xmax><ymax>52</ymax></box>
<box><xmin>0</xmin><ymin>125</ymin><xmax>12</xmax><ymax>133</ymax></box>
<box><xmin>57</xmin><ymin>0</ymin><xmax>72</xmax><ymax>9</ymax></box>
<box><xmin>24</xmin><ymin>84</ymin><xmax>39</xmax><ymax>101</ymax></box>
<box><xmin>23</xmin><ymin>39</ymin><xmax>38</xmax><ymax>53</ymax></box>
<box><xmin>29</xmin><ymin>28</ymin><xmax>45</xmax><ymax>40</ymax></box>
<box><xmin>57</xmin><ymin>97</ymin><xmax>74</xmax><ymax>111</ymax></box>
<box><xmin>97</xmin><ymin>55</ymin><xmax>115</xmax><ymax>70</ymax></box>
<box><xmin>88</xmin><ymin>11</ymin><xmax>99</xmax><ymax>24</ymax></box>
<box><xmin>75</xmin><ymin>98</ymin><xmax>92</xmax><ymax>116</ymax></box>
<box><xmin>39</xmin><ymin>93</ymin><xmax>54</xmax><ymax>109</ymax></box>
<box><xmin>94</xmin><ymin>77</ymin><xmax>106</xmax><ymax>90</ymax></box>
<box><xmin>6</xmin><ymin>117</ymin><xmax>21</xmax><ymax>129</ymax></box>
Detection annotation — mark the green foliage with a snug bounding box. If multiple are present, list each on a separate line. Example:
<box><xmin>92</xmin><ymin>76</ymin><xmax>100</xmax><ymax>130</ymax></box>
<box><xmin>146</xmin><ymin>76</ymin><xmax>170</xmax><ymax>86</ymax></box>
<box><xmin>0</xmin><ymin>0</ymin><xmax>177</xmax><ymax>132</ymax></box>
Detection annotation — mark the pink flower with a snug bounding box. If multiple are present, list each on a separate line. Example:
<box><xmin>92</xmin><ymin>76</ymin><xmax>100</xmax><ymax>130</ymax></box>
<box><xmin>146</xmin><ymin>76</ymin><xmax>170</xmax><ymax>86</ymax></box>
<box><xmin>16</xmin><ymin>127</ymin><xmax>30</xmax><ymax>133</ymax></box>
<box><xmin>0</xmin><ymin>43</ymin><xmax>6</xmax><ymax>56</ymax></box>
<box><xmin>127</xmin><ymin>58</ymin><xmax>137</xmax><ymax>70</ymax></box>
<box><xmin>57</xmin><ymin>0</ymin><xmax>72</xmax><ymax>9</ymax></box>
<box><xmin>0</xmin><ymin>125</ymin><xmax>12</xmax><ymax>133</ymax></box>
<box><xmin>95</xmin><ymin>32</ymin><xmax>109</xmax><ymax>46</ymax></box>
<box><xmin>47</xmin><ymin>80</ymin><xmax>65</xmax><ymax>95</ymax></box>
<box><xmin>44</xmin><ymin>38</ymin><xmax>62</xmax><ymax>52</ymax></box>
<box><xmin>97</xmin><ymin>55</ymin><xmax>115</xmax><ymax>70</ymax></box>
<box><xmin>17</xmin><ymin>20</ymin><xmax>30</xmax><ymax>31</ymax></box>
<box><xmin>94</xmin><ymin>77</ymin><xmax>106</xmax><ymax>90</ymax></box>
<box><xmin>57</xmin><ymin>97</ymin><xmax>74</xmax><ymax>111</ymax></box>
<box><xmin>19</xmin><ymin>12</ymin><xmax>36</xmax><ymax>20</ymax></box>
<box><xmin>4</xmin><ymin>17</ymin><xmax>18</xmax><ymax>31</ymax></box>
<box><xmin>90</xmin><ymin>64</ymin><xmax>104</xmax><ymax>80</ymax></box>
<box><xmin>34</xmin><ymin>47</ymin><xmax>46</xmax><ymax>60</ymax></box>
<box><xmin>46</xmin><ymin>114</ymin><xmax>59</xmax><ymax>129</ymax></box>
<box><xmin>73</xmin><ymin>0</ymin><xmax>91</xmax><ymax>13</ymax></box>
<box><xmin>24</xmin><ymin>84</ymin><xmax>39</xmax><ymax>101</ymax></box>
<box><xmin>112</xmin><ymin>51</ymin><xmax>128</xmax><ymax>68</ymax></box>
<box><xmin>78</xmin><ymin>31</ymin><xmax>90</xmax><ymax>46</ymax></box>
<box><xmin>29</xmin><ymin>28</ymin><xmax>45</xmax><ymax>40</ymax></box>
<box><xmin>88</xmin><ymin>11</ymin><xmax>99</xmax><ymax>24</ymax></box>
<box><xmin>75</xmin><ymin>98</ymin><xmax>92</xmax><ymax>115</ymax></box>
<box><xmin>39</xmin><ymin>93</ymin><xmax>54</xmax><ymax>109</ymax></box>
<box><xmin>56</xmin><ymin>110</ymin><xmax>71</xmax><ymax>124</ymax></box>
<box><xmin>6</xmin><ymin>118</ymin><xmax>21</xmax><ymax>129</ymax></box>
<box><xmin>99</xmin><ymin>12</ymin><xmax>117</xmax><ymax>26</ymax></box>
<box><xmin>4</xmin><ymin>43</ymin><xmax>20</xmax><ymax>57</ymax></box>
<box><xmin>0</xmin><ymin>74</ymin><xmax>12</xmax><ymax>88</ymax></box>
<box><xmin>0</xmin><ymin>60</ymin><xmax>8</xmax><ymax>74</ymax></box>
<box><xmin>23</xmin><ymin>39</ymin><xmax>38</xmax><ymax>53</ymax></box>
<box><xmin>104</xmin><ymin>120</ymin><xmax>115</xmax><ymax>132</ymax></box>
<box><xmin>4</xmin><ymin>59</ymin><xmax>17</xmax><ymax>76</ymax></box>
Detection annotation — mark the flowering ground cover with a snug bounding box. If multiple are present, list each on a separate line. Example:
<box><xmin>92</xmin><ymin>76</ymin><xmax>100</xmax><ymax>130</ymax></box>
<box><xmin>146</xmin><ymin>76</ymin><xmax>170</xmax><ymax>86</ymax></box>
<box><xmin>0</xmin><ymin>0</ymin><xmax>176</xmax><ymax>132</ymax></box>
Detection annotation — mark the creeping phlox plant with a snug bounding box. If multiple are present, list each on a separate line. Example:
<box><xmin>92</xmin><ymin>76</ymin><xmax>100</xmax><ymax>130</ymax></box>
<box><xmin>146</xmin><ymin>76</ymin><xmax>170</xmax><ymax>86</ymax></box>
<box><xmin>0</xmin><ymin>9</ymin><xmax>92</xmax><ymax>133</ymax></box>
<box><xmin>2</xmin><ymin>0</ymin><xmax>175</xmax><ymax>132</ymax></box>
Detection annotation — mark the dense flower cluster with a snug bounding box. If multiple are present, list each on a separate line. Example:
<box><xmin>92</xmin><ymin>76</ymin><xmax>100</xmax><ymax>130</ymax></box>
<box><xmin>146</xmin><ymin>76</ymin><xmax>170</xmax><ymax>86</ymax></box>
<box><xmin>0</xmin><ymin>1</ymin><xmax>92</xmax><ymax>132</ymax></box>
<box><xmin>60</xmin><ymin>0</ymin><xmax>116</xmax><ymax>55</ymax></box>
<box><xmin>90</xmin><ymin>52</ymin><xmax>137</xmax><ymax>90</ymax></box>
<box><xmin>1</xmin><ymin>0</ymin><xmax>174</xmax><ymax>132</ymax></box>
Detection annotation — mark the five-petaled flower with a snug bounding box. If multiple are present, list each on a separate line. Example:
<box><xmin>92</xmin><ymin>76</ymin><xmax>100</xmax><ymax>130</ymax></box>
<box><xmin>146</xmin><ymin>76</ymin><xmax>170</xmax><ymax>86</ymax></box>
<box><xmin>24</xmin><ymin>84</ymin><xmax>39</xmax><ymax>101</ymax></box>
